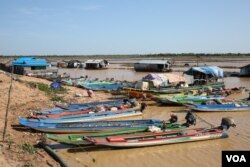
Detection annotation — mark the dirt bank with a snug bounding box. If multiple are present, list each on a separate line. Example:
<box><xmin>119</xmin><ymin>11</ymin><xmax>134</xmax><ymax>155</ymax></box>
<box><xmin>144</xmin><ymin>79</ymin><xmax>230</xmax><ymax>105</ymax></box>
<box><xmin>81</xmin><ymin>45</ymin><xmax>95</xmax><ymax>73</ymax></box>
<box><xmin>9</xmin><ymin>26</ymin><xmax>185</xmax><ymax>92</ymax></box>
<box><xmin>0</xmin><ymin>72</ymin><xmax>114</xmax><ymax>167</ymax></box>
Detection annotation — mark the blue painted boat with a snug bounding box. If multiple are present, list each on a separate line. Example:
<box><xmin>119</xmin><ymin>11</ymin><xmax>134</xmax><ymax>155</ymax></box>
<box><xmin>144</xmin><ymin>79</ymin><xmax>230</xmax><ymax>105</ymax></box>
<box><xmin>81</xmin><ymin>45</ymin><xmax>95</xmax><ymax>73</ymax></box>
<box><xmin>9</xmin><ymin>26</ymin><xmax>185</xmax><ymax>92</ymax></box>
<box><xmin>57</xmin><ymin>99</ymin><xmax>124</xmax><ymax>110</ymax></box>
<box><xmin>19</xmin><ymin>110</ymin><xmax>143</xmax><ymax>124</ymax></box>
<box><xmin>34</xmin><ymin>99</ymin><xmax>125</xmax><ymax>115</ymax></box>
<box><xmin>18</xmin><ymin>119</ymin><xmax>162</xmax><ymax>133</ymax></box>
<box><xmin>188</xmin><ymin>103</ymin><xmax>250</xmax><ymax>112</ymax></box>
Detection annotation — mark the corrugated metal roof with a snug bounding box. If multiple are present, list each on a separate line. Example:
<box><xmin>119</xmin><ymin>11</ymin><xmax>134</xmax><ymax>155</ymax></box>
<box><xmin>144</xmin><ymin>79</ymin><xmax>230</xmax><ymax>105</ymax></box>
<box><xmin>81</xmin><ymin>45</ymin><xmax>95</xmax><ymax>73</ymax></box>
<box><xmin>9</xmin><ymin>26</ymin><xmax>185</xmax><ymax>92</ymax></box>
<box><xmin>12</xmin><ymin>57</ymin><xmax>49</xmax><ymax>67</ymax></box>
<box><xmin>240</xmin><ymin>64</ymin><xmax>250</xmax><ymax>69</ymax></box>
<box><xmin>137</xmin><ymin>60</ymin><xmax>171</xmax><ymax>65</ymax></box>
<box><xmin>85</xmin><ymin>59</ymin><xmax>104</xmax><ymax>64</ymax></box>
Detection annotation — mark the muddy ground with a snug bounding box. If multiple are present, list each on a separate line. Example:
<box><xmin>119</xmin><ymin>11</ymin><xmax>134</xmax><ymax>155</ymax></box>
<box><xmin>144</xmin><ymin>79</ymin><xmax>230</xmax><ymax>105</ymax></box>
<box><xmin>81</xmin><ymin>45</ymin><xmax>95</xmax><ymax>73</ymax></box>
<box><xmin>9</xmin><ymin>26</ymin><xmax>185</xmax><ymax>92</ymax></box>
<box><xmin>0</xmin><ymin>71</ymin><xmax>114</xmax><ymax>167</ymax></box>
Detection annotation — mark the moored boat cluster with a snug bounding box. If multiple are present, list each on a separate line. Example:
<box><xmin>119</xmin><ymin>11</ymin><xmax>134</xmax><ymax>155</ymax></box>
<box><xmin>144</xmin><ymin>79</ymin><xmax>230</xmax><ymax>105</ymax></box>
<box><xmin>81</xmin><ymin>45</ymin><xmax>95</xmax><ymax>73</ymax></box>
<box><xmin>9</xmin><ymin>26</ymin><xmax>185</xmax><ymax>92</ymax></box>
<box><xmin>18</xmin><ymin>65</ymin><xmax>250</xmax><ymax>150</ymax></box>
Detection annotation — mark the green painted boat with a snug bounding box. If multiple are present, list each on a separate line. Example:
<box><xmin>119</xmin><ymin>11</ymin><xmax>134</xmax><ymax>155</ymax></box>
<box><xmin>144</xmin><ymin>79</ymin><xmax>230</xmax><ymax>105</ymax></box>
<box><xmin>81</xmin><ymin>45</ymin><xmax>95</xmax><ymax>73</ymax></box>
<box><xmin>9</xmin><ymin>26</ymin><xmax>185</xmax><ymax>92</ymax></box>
<box><xmin>47</xmin><ymin>123</ymin><xmax>187</xmax><ymax>145</ymax></box>
<box><xmin>152</xmin><ymin>93</ymin><xmax>190</xmax><ymax>102</ymax></box>
<box><xmin>159</xmin><ymin>95</ymin><xmax>225</xmax><ymax>106</ymax></box>
<box><xmin>124</xmin><ymin>82</ymin><xmax>225</xmax><ymax>98</ymax></box>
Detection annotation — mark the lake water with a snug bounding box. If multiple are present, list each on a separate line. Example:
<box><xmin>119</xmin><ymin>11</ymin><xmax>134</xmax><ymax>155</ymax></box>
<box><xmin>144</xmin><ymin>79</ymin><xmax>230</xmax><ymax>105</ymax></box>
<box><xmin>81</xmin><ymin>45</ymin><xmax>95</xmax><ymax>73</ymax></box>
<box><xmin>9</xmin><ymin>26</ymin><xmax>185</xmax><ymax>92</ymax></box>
<box><xmin>59</xmin><ymin>63</ymin><xmax>250</xmax><ymax>89</ymax></box>
<box><xmin>55</xmin><ymin>63</ymin><xmax>250</xmax><ymax>167</ymax></box>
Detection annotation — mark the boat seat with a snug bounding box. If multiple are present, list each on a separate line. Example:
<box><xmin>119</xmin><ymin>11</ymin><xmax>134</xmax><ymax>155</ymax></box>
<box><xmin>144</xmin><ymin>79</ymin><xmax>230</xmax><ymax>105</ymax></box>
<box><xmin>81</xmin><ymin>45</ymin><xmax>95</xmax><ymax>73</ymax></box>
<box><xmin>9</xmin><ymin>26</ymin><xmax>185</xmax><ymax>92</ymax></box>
<box><xmin>107</xmin><ymin>137</ymin><xmax>126</xmax><ymax>142</ymax></box>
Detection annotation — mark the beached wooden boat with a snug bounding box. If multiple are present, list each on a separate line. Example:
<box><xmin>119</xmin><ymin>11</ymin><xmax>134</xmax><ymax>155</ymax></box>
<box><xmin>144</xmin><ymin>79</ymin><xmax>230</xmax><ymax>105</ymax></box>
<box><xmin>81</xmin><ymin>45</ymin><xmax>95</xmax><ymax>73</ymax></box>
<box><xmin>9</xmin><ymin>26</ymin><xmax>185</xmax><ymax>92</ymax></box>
<box><xmin>19</xmin><ymin>110</ymin><xmax>143</xmax><ymax>124</ymax></box>
<box><xmin>55</xmin><ymin>99</ymin><xmax>124</xmax><ymax>110</ymax></box>
<box><xmin>33</xmin><ymin>99</ymin><xmax>125</xmax><ymax>116</ymax></box>
<box><xmin>19</xmin><ymin>119</ymin><xmax>161</xmax><ymax>133</ymax></box>
<box><xmin>124</xmin><ymin>82</ymin><xmax>225</xmax><ymax>98</ymax></box>
<box><xmin>188</xmin><ymin>103</ymin><xmax>250</xmax><ymax>112</ymax></box>
<box><xmin>46</xmin><ymin>123</ymin><xmax>188</xmax><ymax>145</ymax></box>
<box><xmin>46</xmin><ymin>112</ymin><xmax>197</xmax><ymax>143</ymax></box>
<box><xmin>159</xmin><ymin>95</ymin><xmax>225</xmax><ymax>106</ymax></box>
<box><xmin>46</xmin><ymin>127</ymin><xmax>149</xmax><ymax>145</ymax></box>
<box><xmin>31</xmin><ymin>101</ymin><xmax>140</xmax><ymax>119</ymax></box>
<box><xmin>81</xmin><ymin>81</ymin><xmax>132</xmax><ymax>91</ymax></box>
<box><xmin>30</xmin><ymin>109</ymin><xmax>93</xmax><ymax>119</ymax></box>
<box><xmin>85</xmin><ymin>117</ymin><xmax>235</xmax><ymax>148</ymax></box>
<box><xmin>152</xmin><ymin>93</ymin><xmax>188</xmax><ymax>101</ymax></box>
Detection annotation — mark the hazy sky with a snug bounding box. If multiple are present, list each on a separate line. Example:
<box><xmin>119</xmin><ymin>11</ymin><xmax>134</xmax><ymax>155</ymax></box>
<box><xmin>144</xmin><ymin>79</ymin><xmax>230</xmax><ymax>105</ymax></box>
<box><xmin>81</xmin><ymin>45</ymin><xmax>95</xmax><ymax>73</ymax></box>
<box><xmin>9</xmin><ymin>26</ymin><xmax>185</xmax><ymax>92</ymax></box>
<box><xmin>0</xmin><ymin>0</ymin><xmax>249</xmax><ymax>55</ymax></box>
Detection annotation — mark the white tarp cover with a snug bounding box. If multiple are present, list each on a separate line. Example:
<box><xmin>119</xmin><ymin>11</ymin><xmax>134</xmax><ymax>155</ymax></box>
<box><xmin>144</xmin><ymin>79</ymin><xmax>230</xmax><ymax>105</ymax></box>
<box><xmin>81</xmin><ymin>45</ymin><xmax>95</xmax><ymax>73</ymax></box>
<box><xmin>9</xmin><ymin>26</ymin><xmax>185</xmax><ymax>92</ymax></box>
<box><xmin>142</xmin><ymin>73</ymin><xmax>186</xmax><ymax>86</ymax></box>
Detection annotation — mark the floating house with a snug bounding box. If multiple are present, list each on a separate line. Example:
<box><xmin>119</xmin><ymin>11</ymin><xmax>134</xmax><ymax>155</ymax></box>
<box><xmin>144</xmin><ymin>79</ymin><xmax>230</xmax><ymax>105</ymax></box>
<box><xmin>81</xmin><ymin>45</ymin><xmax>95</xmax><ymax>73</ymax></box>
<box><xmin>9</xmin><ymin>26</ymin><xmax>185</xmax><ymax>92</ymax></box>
<box><xmin>134</xmin><ymin>60</ymin><xmax>172</xmax><ymax>72</ymax></box>
<box><xmin>12</xmin><ymin>57</ymin><xmax>58</xmax><ymax>77</ymax></box>
<box><xmin>184</xmin><ymin>66</ymin><xmax>224</xmax><ymax>85</ymax></box>
<box><xmin>240</xmin><ymin>64</ymin><xmax>250</xmax><ymax>77</ymax></box>
<box><xmin>67</xmin><ymin>60</ymin><xmax>84</xmax><ymax>68</ymax></box>
<box><xmin>57</xmin><ymin>61</ymin><xmax>68</xmax><ymax>68</ymax></box>
<box><xmin>85</xmin><ymin>59</ymin><xmax>109</xmax><ymax>69</ymax></box>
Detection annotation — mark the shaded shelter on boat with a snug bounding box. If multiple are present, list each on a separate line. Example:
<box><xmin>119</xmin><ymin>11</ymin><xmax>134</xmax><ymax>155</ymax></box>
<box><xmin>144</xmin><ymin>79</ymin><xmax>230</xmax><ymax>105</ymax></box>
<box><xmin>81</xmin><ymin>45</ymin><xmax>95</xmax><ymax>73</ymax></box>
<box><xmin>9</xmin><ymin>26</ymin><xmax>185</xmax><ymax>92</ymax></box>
<box><xmin>135</xmin><ymin>73</ymin><xmax>186</xmax><ymax>90</ymax></box>
<box><xmin>184</xmin><ymin>66</ymin><xmax>224</xmax><ymax>85</ymax></box>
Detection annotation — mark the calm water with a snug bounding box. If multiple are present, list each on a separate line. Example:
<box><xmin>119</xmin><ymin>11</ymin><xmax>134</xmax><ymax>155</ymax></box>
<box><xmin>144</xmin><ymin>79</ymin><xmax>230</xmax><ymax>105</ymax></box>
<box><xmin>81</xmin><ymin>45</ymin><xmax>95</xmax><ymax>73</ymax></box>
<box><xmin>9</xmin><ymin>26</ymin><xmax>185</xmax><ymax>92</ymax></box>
<box><xmin>59</xmin><ymin>64</ymin><xmax>250</xmax><ymax>89</ymax></box>
<box><xmin>56</xmin><ymin>64</ymin><xmax>250</xmax><ymax>167</ymax></box>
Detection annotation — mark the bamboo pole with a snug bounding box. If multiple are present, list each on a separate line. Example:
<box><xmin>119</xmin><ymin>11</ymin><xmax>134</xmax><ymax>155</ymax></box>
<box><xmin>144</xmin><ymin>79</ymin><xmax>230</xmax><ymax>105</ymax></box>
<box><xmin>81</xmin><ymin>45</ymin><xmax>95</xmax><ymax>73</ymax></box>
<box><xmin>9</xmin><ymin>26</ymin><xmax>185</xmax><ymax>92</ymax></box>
<box><xmin>2</xmin><ymin>67</ymin><xmax>14</xmax><ymax>142</ymax></box>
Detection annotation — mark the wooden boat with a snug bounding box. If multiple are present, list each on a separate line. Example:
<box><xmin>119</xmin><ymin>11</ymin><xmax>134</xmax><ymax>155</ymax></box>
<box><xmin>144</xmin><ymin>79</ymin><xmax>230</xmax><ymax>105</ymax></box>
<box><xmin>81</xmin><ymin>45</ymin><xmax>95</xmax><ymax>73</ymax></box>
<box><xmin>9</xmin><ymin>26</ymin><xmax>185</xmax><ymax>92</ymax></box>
<box><xmin>124</xmin><ymin>88</ymin><xmax>182</xmax><ymax>98</ymax></box>
<box><xmin>50</xmin><ymin>99</ymin><xmax>124</xmax><ymax>111</ymax></box>
<box><xmin>85</xmin><ymin>117</ymin><xmax>236</xmax><ymax>148</ymax></box>
<box><xmin>61</xmin><ymin>78</ymin><xmax>90</xmax><ymax>86</ymax></box>
<box><xmin>46</xmin><ymin>112</ymin><xmax>197</xmax><ymax>143</ymax></box>
<box><xmin>33</xmin><ymin>99</ymin><xmax>125</xmax><ymax>116</ymax></box>
<box><xmin>124</xmin><ymin>82</ymin><xmax>225</xmax><ymax>98</ymax></box>
<box><xmin>188</xmin><ymin>103</ymin><xmax>250</xmax><ymax>112</ymax></box>
<box><xmin>46</xmin><ymin>123</ymin><xmax>188</xmax><ymax>145</ymax></box>
<box><xmin>30</xmin><ymin>109</ymin><xmax>92</xmax><ymax>119</ymax></box>
<box><xmin>19</xmin><ymin>119</ymin><xmax>161</xmax><ymax>133</ymax></box>
<box><xmin>19</xmin><ymin>110</ymin><xmax>143</xmax><ymax>124</ymax></box>
<box><xmin>31</xmin><ymin>101</ymin><xmax>140</xmax><ymax>119</ymax></box>
<box><xmin>81</xmin><ymin>81</ymin><xmax>130</xmax><ymax>91</ymax></box>
<box><xmin>152</xmin><ymin>93</ymin><xmax>188</xmax><ymax>101</ymax></box>
<box><xmin>159</xmin><ymin>95</ymin><xmax>225</xmax><ymax>106</ymax></box>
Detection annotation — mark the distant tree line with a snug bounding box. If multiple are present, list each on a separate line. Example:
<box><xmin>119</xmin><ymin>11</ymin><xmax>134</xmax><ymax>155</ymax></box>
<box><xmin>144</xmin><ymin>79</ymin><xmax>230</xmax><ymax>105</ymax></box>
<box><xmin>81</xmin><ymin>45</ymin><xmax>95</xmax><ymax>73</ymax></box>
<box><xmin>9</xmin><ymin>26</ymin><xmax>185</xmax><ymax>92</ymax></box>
<box><xmin>1</xmin><ymin>53</ymin><xmax>250</xmax><ymax>60</ymax></box>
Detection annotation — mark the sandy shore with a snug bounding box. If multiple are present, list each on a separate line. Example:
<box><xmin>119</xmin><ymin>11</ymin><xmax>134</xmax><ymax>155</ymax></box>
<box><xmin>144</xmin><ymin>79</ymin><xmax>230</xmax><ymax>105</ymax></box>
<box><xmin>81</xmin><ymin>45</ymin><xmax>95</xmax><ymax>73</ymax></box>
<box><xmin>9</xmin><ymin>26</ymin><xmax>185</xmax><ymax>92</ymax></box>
<box><xmin>0</xmin><ymin>72</ymin><xmax>115</xmax><ymax>166</ymax></box>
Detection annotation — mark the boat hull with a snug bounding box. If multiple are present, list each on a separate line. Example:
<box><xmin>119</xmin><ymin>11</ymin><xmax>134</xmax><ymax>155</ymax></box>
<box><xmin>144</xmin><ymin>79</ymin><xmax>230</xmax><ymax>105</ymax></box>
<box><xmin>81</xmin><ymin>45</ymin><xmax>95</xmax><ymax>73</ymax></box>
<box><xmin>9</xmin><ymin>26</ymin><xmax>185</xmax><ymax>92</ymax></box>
<box><xmin>47</xmin><ymin>124</ymin><xmax>188</xmax><ymax>145</ymax></box>
<box><xmin>189</xmin><ymin>104</ymin><xmax>250</xmax><ymax>112</ymax></box>
<box><xmin>90</xmin><ymin>129</ymin><xmax>228</xmax><ymax>148</ymax></box>
<box><xmin>19</xmin><ymin>110</ymin><xmax>142</xmax><ymax>124</ymax></box>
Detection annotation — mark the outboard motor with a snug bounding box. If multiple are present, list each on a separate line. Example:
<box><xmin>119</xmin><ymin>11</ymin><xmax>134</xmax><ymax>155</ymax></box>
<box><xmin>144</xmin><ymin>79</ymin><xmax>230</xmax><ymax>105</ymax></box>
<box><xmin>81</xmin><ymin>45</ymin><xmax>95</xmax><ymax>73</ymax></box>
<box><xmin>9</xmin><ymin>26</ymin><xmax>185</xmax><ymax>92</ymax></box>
<box><xmin>140</xmin><ymin>103</ymin><xmax>147</xmax><ymax>112</ymax></box>
<box><xmin>184</xmin><ymin>111</ymin><xmax>196</xmax><ymax>127</ymax></box>
<box><xmin>169</xmin><ymin>114</ymin><xmax>178</xmax><ymax>123</ymax></box>
<box><xmin>123</xmin><ymin>99</ymin><xmax>129</xmax><ymax>104</ymax></box>
<box><xmin>220</xmin><ymin>117</ymin><xmax>236</xmax><ymax>130</ymax></box>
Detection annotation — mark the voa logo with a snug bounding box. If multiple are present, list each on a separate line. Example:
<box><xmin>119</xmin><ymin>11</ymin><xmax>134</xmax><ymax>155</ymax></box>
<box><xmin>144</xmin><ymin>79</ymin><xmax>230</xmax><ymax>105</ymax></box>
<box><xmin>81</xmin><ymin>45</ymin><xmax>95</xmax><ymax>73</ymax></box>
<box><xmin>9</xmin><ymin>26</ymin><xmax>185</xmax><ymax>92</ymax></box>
<box><xmin>226</xmin><ymin>155</ymin><xmax>246</xmax><ymax>163</ymax></box>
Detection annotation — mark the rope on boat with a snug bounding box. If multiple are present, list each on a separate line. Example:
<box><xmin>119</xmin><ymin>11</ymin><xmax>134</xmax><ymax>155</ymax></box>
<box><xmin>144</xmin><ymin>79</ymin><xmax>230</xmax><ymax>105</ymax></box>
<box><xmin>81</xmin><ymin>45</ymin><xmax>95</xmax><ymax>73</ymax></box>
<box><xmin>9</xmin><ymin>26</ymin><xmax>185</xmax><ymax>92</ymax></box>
<box><xmin>193</xmin><ymin>112</ymin><xmax>215</xmax><ymax>128</ymax></box>
<box><xmin>73</xmin><ymin>144</ymin><xmax>99</xmax><ymax>165</ymax></box>
<box><xmin>39</xmin><ymin>142</ymin><xmax>69</xmax><ymax>167</ymax></box>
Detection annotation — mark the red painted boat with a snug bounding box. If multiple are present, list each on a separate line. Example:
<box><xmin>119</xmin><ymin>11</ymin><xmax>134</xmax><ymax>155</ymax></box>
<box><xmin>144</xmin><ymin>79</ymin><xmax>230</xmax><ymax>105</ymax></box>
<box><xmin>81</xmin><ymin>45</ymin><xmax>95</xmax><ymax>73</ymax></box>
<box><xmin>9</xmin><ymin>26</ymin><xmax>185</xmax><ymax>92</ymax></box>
<box><xmin>85</xmin><ymin>117</ymin><xmax>236</xmax><ymax>148</ymax></box>
<box><xmin>30</xmin><ymin>109</ymin><xmax>93</xmax><ymax>119</ymax></box>
<box><xmin>30</xmin><ymin>105</ymin><xmax>140</xmax><ymax>119</ymax></box>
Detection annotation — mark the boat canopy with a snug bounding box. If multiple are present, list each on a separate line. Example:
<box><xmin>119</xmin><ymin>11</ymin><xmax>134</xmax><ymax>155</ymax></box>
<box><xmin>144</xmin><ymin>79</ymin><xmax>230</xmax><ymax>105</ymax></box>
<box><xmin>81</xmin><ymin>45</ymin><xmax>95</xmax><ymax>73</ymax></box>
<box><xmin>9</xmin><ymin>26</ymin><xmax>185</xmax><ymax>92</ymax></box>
<box><xmin>184</xmin><ymin>66</ymin><xmax>224</xmax><ymax>78</ymax></box>
<box><xmin>142</xmin><ymin>73</ymin><xmax>186</xmax><ymax>84</ymax></box>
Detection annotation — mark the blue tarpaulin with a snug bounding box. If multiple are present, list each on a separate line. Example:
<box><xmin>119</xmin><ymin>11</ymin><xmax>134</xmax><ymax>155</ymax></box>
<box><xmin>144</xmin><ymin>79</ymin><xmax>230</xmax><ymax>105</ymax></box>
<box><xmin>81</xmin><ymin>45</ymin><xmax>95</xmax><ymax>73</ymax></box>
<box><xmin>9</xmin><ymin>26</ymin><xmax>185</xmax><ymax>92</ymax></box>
<box><xmin>184</xmin><ymin>66</ymin><xmax>224</xmax><ymax>78</ymax></box>
<box><xmin>50</xmin><ymin>82</ymin><xmax>62</xmax><ymax>89</ymax></box>
<box><xmin>12</xmin><ymin>57</ymin><xmax>49</xmax><ymax>67</ymax></box>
